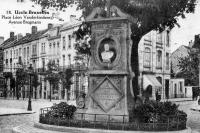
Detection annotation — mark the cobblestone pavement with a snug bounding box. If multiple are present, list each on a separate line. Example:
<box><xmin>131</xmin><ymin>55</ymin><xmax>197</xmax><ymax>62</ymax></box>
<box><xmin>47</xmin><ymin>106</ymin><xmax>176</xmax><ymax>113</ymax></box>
<box><xmin>176</xmin><ymin>101</ymin><xmax>200</xmax><ymax>132</ymax></box>
<box><xmin>0</xmin><ymin>99</ymin><xmax>200</xmax><ymax>133</ymax></box>
<box><xmin>0</xmin><ymin>114</ymin><xmax>35</xmax><ymax>133</ymax></box>
<box><xmin>0</xmin><ymin>99</ymin><xmax>60</xmax><ymax>133</ymax></box>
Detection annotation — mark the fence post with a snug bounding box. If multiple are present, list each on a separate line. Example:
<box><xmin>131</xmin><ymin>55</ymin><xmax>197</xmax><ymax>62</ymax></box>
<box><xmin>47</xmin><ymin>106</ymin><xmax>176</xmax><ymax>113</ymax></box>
<box><xmin>167</xmin><ymin>117</ymin><xmax>169</xmax><ymax>131</ymax></box>
<box><xmin>94</xmin><ymin>114</ymin><xmax>96</xmax><ymax>128</ymax></box>
<box><xmin>81</xmin><ymin>113</ymin><xmax>83</xmax><ymax>128</ymax></box>
<box><xmin>122</xmin><ymin>115</ymin><xmax>125</xmax><ymax>130</ymax></box>
<box><xmin>153</xmin><ymin>115</ymin><xmax>155</xmax><ymax>130</ymax></box>
<box><xmin>176</xmin><ymin>115</ymin><xmax>179</xmax><ymax>130</ymax></box>
<box><xmin>69</xmin><ymin>117</ymin><xmax>71</xmax><ymax>127</ymax></box>
<box><xmin>107</xmin><ymin>115</ymin><xmax>110</xmax><ymax>130</ymax></box>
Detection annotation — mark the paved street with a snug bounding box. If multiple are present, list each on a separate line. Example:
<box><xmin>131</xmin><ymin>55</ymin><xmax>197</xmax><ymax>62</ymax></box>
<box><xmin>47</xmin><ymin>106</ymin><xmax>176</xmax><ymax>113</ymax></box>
<box><xmin>0</xmin><ymin>99</ymin><xmax>61</xmax><ymax>133</ymax></box>
<box><xmin>0</xmin><ymin>99</ymin><xmax>200</xmax><ymax>133</ymax></box>
<box><xmin>177</xmin><ymin>101</ymin><xmax>200</xmax><ymax>132</ymax></box>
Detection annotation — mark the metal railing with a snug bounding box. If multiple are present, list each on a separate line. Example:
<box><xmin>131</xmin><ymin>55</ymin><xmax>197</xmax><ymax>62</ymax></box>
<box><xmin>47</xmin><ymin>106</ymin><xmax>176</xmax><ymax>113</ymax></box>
<box><xmin>39</xmin><ymin>107</ymin><xmax>187</xmax><ymax>131</ymax></box>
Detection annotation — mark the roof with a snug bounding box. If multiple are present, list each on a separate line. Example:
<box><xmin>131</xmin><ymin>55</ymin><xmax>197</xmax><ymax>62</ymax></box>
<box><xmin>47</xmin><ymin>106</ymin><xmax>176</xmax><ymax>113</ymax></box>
<box><xmin>171</xmin><ymin>45</ymin><xmax>190</xmax><ymax>74</ymax></box>
<box><xmin>0</xmin><ymin>36</ymin><xmax>18</xmax><ymax>48</ymax></box>
<box><xmin>61</xmin><ymin>20</ymin><xmax>82</xmax><ymax>31</ymax></box>
<box><xmin>3</xmin><ymin>29</ymin><xmax>48</xmax><ymax>49</ymax></box>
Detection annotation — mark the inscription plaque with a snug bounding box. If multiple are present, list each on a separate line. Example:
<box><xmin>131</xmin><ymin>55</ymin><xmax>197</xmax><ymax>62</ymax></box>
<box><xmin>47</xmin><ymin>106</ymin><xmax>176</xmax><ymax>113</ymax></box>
<box><xmin>91</xmin><ymin>76</ymin><xmax>123</xmax><ymax>112</ymax></box>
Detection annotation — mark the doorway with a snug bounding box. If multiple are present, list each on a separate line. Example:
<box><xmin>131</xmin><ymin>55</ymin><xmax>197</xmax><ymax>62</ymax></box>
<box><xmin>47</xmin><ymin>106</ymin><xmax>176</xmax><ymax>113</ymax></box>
<box><xmin>165</xmin><ymin>79</ymin><xmax>169</xmax><ymax>99</ymax></box>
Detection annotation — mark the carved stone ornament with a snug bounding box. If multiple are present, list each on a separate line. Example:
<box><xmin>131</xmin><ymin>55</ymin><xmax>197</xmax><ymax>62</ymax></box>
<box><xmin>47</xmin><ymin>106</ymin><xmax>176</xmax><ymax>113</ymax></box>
<box><xmin>86</xmin><ymin>5</ymin><xmax>137</xmax><ymax>24</ymax></box>
<box><xmin>90</xmin><ymin>76</ymin><xmax>124</xmax><ymax>112</ymax></box>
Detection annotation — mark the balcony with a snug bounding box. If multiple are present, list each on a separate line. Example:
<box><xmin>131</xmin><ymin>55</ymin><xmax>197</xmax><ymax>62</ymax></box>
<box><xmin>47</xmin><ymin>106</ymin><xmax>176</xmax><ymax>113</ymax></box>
<box><xmin>59</xmin><ymin>64</ymin><xmax>87</xmax><ymax>71</ymax></box>
<box><xmin>36</xmin><ymin>68</ymin><xmax>47</xmax><ymax>74</ymax></box>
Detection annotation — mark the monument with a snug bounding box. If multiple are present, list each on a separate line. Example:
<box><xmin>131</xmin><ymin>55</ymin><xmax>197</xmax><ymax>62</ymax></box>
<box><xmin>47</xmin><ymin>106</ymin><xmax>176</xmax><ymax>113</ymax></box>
<box><xmin>84</xmin><ymin>4</ymin><xmax>136</xmax><ymax>122</ymax></box>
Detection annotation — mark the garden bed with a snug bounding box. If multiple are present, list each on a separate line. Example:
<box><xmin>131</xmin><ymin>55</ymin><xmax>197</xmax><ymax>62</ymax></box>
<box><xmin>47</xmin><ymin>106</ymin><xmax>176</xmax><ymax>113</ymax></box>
<box><xmin>39</xmin><ymin>101</ymin><xmax>187</xmax><ymax>131</ymax></box>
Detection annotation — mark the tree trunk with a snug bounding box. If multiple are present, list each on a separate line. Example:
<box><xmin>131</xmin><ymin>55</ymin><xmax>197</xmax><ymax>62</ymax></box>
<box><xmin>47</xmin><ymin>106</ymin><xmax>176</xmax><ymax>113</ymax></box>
<box><xmin>49</xmin><ymin>83</ymin><xmax>51</xmax><ymax>101</ymax></box>
<box><xmin>16</xmin><ymin>85</ymin><xmax>19</xmax><ymax>100</ymax></box>
<box><xmin>131</xmin><ymin>35</ymin><xmax>142</xmax><ymax>100</ymax></box>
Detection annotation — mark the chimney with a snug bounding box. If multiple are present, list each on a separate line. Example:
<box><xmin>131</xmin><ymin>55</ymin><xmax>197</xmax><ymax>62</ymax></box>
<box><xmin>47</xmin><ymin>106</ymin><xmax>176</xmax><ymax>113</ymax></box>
<box><xmin>70</xmin><ymin>15</ymin><xmax>76</xmax><ymax>22</ymax></box>
<box><xmin>0</xmin><ymin>36</ymin><xmax>4</xmax><ymax>45</ymax></box>
<box><xmin>17</xmin><ymin>34</ymin><xmax>23</xmax><ymax>40</ymax></box>
<box><xmin>188</xmin><ymin>40</ymin><xmax>194</xmax><ymax>48</ymax></box>
<box><xmin>31</xmin><ymin>26</ymin><xmax>37</xmax><ymax>34</ymax></box>
<box><xmin>48</xmin><ymin>23</ymin><xmax>53</xmax><ymax>29</ymax></box>
<box><xmin>10</xmin><ymin>32</ymin><xmax>14</xmax><ymax>39</ymax></box>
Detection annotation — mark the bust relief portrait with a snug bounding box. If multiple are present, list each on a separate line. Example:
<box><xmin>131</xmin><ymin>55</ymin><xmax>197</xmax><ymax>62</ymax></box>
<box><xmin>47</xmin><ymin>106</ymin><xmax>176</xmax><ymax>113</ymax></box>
<box><xmin>101</xmin><ymin>44</ymin><xmax>114</xmax><ymax>63</ymax></box>
<box><xmin>98</xmin><ymin>38</ymin><xmax>116</xmax><ymax>64</ymax></box>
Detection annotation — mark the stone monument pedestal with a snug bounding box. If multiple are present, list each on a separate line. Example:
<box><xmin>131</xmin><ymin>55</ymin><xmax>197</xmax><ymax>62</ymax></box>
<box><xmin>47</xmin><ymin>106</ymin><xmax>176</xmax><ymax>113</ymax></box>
<box><xmin>82</xmin><ymin>5</ymin><xmax>136</xmax><ymax>122</ymax></box>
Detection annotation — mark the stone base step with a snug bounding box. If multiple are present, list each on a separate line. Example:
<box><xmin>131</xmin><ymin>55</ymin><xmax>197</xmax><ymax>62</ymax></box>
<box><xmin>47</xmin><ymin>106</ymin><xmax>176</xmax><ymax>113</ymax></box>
<box><xmin>12</xmin><ymin>122</ymin><xmax>193</xmax><ymax>133</ymax></box>
<box><xmin>12</xmin><ymin>124</ymin><xmax>64</xmax><ymax>133</ymax></box>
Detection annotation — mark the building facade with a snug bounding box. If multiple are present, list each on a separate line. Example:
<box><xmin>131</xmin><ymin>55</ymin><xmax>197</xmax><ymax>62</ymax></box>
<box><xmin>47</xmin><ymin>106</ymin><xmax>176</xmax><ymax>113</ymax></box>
<box><xmin>2</xmin><ymin>18</ymin><xmax>87</xmax><ymax>101</ymax></box>
<box><xmin>138</xmin><ymin>30</ymin><xmax>171</xmax><ymax>100</ymax></box>
<box><xmin>169</xmin><ymin>78</ymin><xmax>185</xmax><ymax>98</ymax></box>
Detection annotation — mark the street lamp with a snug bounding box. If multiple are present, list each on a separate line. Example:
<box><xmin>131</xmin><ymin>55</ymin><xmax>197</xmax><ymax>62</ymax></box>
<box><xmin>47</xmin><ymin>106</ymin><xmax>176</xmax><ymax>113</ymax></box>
<box><xmin>27</xmin><ymin>64</ymin><xmax>34</xmax><ymax>111</ymax></box>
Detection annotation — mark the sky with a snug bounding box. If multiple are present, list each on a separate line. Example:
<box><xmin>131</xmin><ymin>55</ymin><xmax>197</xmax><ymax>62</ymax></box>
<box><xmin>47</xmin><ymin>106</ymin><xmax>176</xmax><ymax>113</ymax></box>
<box><xmin>171</xmin><ymin>0</ymin><xmax>200</xmax><ymax>52</ymax></box>
<box><xmin>0</xmin><ymin>0</ymin><xmax>200</xmax><ymax>52</ymax></box>
<box><xmin>0</xmin><ymin>0</ymin><xmax>82</xmax><ymax>39</ymax></box>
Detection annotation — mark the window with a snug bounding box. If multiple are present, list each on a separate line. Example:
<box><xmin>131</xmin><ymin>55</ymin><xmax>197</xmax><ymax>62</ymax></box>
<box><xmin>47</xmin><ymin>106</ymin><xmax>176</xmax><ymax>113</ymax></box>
<box><xmin>57</xmin><ymin>42</ymin><xmax>59</xmax><ymax>48</ymax></box>
<box><xmin>24</xmin><ymin>48</ymin><xmax>26</xmax><ymax>57</ymax></box>
<box><xmin>166</xmin><ymin>31</ymin><xmax>170</xmax><ymax>47</ymax></box>
<box><xmin>49</xmin><ymin>43</ymin><xmax>51</xmax><ymax>54</ymax></box>
<box><xmin>27</xmin><ymin>47</ymin><xmax>29</xmax><ymax>57</ymax></box>
<box><xmin>68</xmin><ymin>54</ymin><xmax>71</xmax><ymax>64</ymax></box>
<box><xmin>68</xmin><ymin>35</ymin><xmax>71</xmax><ymax>49</ymax></box>
<box><xmin>53</xmin><ymin>42</ymin><xmax>56</xmax><ymax>55</ymax></box>
<box><xmin>63</xmin><ymin>36</ymin><xmax>66</xmax><ymax>50</ymax></box>
<box><xmin>156</xmin><ymin>50</ymin><xmax>162</xmax><ymax>68</ymax></box>
<box><xmin>144</xmin><ymin>47</ymin><xmax>151</xmax><ymax>68</ymax></box>
<box><xmin>43</xmin><ymin>43</ymin><xmax>45</xmax><ymax>53</ymax></box>
<box><xmin>156</xmin><ymin>32</ymin><xmax>162</xmax><ymax>43</ymax></box>
<box><xmin>57</xmin><ymin>59</ymin><xmax>59</xmax><ymax>66</ymax></box>
<box><xmin>42</xmin><ymin>58</ymin><xmax>45</xmax><ymax>68</ymax></box>
<box><xmin>10</xmin><ymin>50</ymin><xmax>12</xmax><ymax>58</ymax></box>
<box><xmin>42</xmin><ymin>43</ymin><xmax>45</xmax><ymax>53</ymax></box>
<box><xmin>166</xmin><ymin>53</ymin><xmax>169</xmax><ymax>70</ymax></box>
<box><xmin>32</xmin><ymin>45</ymin><xmax>37</xmax><ymax>55</ymax></box>
<box><xmin>6</xmin><ymin>51</ymin><xmax>8</xmax><ymax>59</ymax></box>
<box><xmin>57</xmin><ymin>42</ymin><xmax>60</xmax><ymax>54</ymax></box>
<box><xmin>180</xmin><ymin>82</ymin><xmax>183</xmax><ymax>93</ymax></box>
<box><xmin>19</xmin><ymin>48</ymin><xmax>21</xmax><ymax>56</ymax></box>
<box><xmin>41</xmin><ymin>43</ymin><xmax>43</xmax><ymax>53</ymax></box>
<box><xmin>63</xmin><ymin>55</ymin><xmax>65</xmax><ymax>66</ymax></box>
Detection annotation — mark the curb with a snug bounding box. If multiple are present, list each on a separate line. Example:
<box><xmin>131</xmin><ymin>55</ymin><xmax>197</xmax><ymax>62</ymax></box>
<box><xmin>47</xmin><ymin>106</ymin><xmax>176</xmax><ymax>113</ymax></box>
<box><xmin>0</xmin><ymin>111</ymin><xmax>36</xmax><ymax>116</ymax></box>
<box><xmin>191</xmin><ymin>108</ymin><xmax>200</xmax><ymax>112</ymax></box>
<box><xmin>33</xmin><ymin>122</ymin><xmax>192</xmax><ymax>133</ymax></box>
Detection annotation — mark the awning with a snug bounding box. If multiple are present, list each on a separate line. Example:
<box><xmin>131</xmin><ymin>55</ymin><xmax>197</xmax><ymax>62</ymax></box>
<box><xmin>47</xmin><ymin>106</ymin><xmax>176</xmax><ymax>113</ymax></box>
<box><xmin>143</xmin><ymin>75</ymin><xmax>162</xmax><ymax>90</ymax></box>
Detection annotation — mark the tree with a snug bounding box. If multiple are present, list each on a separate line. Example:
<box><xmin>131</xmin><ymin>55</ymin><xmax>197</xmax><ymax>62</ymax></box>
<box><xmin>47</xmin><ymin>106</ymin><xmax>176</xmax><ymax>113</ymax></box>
<box><xmin>59</xmin><ymin>68</ymin><xmax>73</xmax><ymax>100</ymax></box>
<box><xmin>16</xmin><ymin>68</ymin><xmax>28</xmax><ymax>100</ymax></box>
<box><xmin>10</xmin><ymin>77</ymin><xmax>16</xmax><ymax>99</ymax></box>
<box><xmin>32</xmin><ymin>72</ymin><xmax>41</xmax><ymax>99</ymax></box>
<box><xmin>45</xmin><ymin>61</ymin><xmax>60</xmax><ymax>101</ymax></box>
<box><xmin>32</xmin><ymin>0</ymin><xmax>197</xmax><ymax>98</ymax></box>
<box><xmin>3</xmin><ymin>72</ymin><xmax>13</xmax><ymax>99</ymax></box>
<box><xmin>178</xmin><ymin>49</ymin><xmax>199</xmax><ymax>86</ymax></box>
